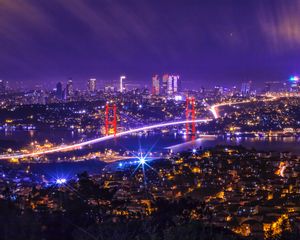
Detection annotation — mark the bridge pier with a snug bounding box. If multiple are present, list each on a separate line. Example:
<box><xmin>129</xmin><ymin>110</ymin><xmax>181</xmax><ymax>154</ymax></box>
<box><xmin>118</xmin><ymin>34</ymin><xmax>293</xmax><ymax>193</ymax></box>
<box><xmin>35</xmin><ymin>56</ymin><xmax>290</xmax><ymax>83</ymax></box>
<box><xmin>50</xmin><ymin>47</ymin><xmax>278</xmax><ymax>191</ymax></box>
<box><xmin>186</xmin><ymin>96</ymin><xmax>196</xmax><ymax>139</ymax></box>
<box><xmin>105</xmin><ymin>104</ymin><xmax>117</xmax><ymax>136</ymax></box>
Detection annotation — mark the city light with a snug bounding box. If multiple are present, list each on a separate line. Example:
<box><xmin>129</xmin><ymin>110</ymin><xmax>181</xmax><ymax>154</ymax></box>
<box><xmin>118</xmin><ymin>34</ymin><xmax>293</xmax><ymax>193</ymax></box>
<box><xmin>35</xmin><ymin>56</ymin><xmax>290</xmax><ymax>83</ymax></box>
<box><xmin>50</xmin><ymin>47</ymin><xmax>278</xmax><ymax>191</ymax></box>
<box><xmin>132</xmin><ymin>153</ymin><xmax>151</xmax><ymax>186</ymax></box>
<box><xmin>139</xmin><ymin>157</ymin><xmax>146</xmax><ymax>165</ymax></box>
<box><xmin>56</xmin><ymin>178</ymin><xmax>67</xmax><ymax>184</ymax></box>
<box><xmin>130</xmin><ymin>141</ymin><xmax>159</xmax><ymax>186</ymax></box>
<box><xmin>174</xmin><ymin>95</ymin><xmax>183</xmax><ymax>101</ymax></box>
<box><xmin>120</xmin><ymin>75</ymin><xmax>126</xmax><ymax>93</ymax></box>
<box><xmin>289</xmin><ymin>76</ymin><xmax>299</xmax><ymax>82</ymax></box>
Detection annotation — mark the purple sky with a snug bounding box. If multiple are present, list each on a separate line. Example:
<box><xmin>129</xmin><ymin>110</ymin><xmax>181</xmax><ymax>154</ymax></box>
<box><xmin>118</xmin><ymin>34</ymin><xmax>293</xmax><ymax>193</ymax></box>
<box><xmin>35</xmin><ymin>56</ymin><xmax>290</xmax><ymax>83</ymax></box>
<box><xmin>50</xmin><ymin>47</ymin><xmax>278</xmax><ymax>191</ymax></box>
<box><xmin>0</xmin><ymin>0</ymin><xmax>300</xmax><ymax>89</ymax></box>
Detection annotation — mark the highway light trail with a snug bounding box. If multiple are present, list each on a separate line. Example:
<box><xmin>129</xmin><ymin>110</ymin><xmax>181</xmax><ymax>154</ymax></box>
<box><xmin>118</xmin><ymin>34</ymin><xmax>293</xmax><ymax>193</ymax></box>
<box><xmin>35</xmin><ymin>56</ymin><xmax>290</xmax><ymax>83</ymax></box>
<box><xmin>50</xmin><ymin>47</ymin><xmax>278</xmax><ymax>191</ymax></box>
<box><xmin>209</xmin><ymin>95</ymin><xmax>278</xmax><ymax>118</ymax></box>
<box><xmin>0</xmin><ymin>119</ymin><xmax>210</xmax><ymax>159</ymax></box>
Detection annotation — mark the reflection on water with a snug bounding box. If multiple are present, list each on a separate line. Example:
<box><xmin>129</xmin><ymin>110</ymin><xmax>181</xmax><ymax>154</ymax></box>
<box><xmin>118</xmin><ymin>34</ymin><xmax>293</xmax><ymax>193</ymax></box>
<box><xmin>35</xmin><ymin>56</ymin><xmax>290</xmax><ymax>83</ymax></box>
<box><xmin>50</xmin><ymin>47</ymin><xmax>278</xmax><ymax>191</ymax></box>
<box><xmin>22</xmin><ymin>160</ymin><xmax>106</xmax><ymax>181</ymax></box>
<box><xmin>168</xmin><ymin>136</ymin><xmax>300</xmax><ymax>153</ymax></box>
<box><xmin>0</xmin><ymin>129</ymin><xmax>83</xmax><ymax>148</ymax></box>
<box><xmin>1</xmin><ymin>129</ymin><xmax>300</xmax><ymax>154</ymax></box>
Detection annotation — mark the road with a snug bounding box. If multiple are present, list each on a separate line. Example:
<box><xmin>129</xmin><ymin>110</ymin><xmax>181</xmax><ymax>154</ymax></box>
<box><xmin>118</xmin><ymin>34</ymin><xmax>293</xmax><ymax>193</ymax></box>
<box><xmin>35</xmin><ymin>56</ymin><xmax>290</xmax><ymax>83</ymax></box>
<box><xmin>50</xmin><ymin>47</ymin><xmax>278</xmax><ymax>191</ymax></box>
<box><xmin>209</xmin><ymin>95</ymin><xmax>277</xmax><ymax>118</ymax></box>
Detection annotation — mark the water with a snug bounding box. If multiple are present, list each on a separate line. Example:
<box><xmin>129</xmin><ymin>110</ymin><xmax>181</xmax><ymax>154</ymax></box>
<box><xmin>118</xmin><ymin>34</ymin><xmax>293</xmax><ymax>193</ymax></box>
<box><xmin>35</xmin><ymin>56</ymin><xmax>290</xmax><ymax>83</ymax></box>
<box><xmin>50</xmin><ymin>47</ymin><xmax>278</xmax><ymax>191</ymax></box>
<box><xmin>22</xmin><ymin>160</ymin><xmax>106</xmax><ymax>181</ymax></box>
<box><xmin>0</xmin><ymin>129</ymin><xmax>83</xmax><ymax>148</ymax></box>
<box><xmin>2</xmin><ymin>130</ymin><xmax>299</xmax><ymax>154</ymax></box>
<box><xmin>167</xmin><ymin>136</ymin><xmax>300</xmax><ymax>153</ymax></box>
<box><xmin>1</xmin><ymin>129</ymin><xmax>300</xmax><ymax>180</ymax></box>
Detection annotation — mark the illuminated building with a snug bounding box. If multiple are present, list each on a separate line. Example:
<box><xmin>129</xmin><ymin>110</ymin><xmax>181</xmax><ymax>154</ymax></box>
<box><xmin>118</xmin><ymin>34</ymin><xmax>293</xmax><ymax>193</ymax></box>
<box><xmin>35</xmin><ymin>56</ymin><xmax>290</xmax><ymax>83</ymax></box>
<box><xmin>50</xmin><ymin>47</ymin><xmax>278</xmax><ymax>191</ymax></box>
<box><xmin>289</xmin><ymin>75</ymin><xmax>300</xmax><ymax>92</ymax></box>
<box><xmin>167</xmin><ymin>76</ymin><xmax>173</xmax><ymax>95</ymax></box>
<box><xmin>65</xmin><ymin>78</ymin><xmax>73</xmax><ymax>100</ymax></box>
<box><xmin>263</xmin><ymin>214</ymin><xmax>292</xmax><ymax>239</ymax></box>
<box><xmin>0</xmin><ymin>80</ymin><xmax>6</xmax><ymax>94</ymax></box>
<box><xmin>264</xmin><ymin>81</ymin><xmax>285</xmax><ymax>93</ymax></box>
<box><xmin>162</xmin><ymin>74</ymin><xmax>169</xmax><ymax>94</ymax></box>
<box><xmin>105</xmin><ymin>85</ymin><xmax>115</xmax><ymax>92</ymax></box>
<box><xmin>166</xmin><ymin>75</ymin><xmax>181</xmax><ymax>95</ymax></box>
<box><xmin>214</xmin><ymin>85</ymin><xmax>223</xmax><ymax>95</ymax></box>
<box><xmin>241</xmin><ymin>81</ymin><xmax>251</xmax><ymax>96</ymax></box>
<box><xmin>173</xmin><ymin>75</ymin><xmax>181</xmax><ymax>93</ymax></box>
<box><xmin>124</xmin><ymin>83</ymin><xmax>140</xmax><ymax>91</ymax></box>
<box><xmin>120</xmin><ymin>75</ymin><xmax>126</xmax><ymax>93</ymax></box>
<box><xmin>152</xmin><ymin>75</ymin><xmax>160</xmax><ymax>95</ymax></box>
<box><xmin>87</xmin><ymin>78</ymin><xmax>96</xmax><ymax>93</ymax></box>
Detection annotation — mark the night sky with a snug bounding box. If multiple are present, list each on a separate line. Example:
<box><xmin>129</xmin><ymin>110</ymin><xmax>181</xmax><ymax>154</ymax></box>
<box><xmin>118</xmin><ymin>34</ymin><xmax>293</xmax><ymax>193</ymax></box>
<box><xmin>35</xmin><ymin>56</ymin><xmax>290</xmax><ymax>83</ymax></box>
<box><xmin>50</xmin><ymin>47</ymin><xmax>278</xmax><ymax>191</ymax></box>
<box><xmin>0</xmin><ymin>0</ymin><xmax>300</xmax><ymax>88</ymax></box>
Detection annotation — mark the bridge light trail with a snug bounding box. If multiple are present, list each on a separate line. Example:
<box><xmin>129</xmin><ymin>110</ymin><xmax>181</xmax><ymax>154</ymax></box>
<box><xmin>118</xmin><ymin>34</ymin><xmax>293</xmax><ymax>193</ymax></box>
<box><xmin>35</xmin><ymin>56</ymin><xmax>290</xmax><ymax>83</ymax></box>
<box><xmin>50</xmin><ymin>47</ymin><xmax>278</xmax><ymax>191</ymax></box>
<box><xmin>0</xmin><ymin>119</ymin><xmax>210</xmax><ymax>160</ymax></box>
<box><xmin>210</xmin><ymin>106</ymin><xmax>219</xmax><ymax>118</ymax></box>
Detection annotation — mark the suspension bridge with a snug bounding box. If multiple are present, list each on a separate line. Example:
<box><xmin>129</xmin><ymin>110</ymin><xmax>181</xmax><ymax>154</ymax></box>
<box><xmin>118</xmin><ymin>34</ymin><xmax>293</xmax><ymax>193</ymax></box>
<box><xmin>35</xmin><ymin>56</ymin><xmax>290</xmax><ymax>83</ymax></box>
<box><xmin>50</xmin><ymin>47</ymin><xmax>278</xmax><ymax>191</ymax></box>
<box><xmin>0</xmin><ymin>95</ymin><xmax>278</xmax><ymax>160</ymax></box>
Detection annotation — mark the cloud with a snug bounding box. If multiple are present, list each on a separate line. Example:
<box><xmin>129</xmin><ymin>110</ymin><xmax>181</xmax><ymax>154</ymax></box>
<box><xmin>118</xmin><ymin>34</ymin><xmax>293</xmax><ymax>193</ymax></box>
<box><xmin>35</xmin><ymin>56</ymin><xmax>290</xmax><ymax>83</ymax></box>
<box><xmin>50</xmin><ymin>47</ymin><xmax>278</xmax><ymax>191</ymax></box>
<box><xmin>258</xmin><ymin>0</ymin><xmax>300</xmax><ymax>53</ymax></box>
<box><xmin>0</xmin><ymin>0</ymin><xmax>57</xmax><ymax>41</ymax></box>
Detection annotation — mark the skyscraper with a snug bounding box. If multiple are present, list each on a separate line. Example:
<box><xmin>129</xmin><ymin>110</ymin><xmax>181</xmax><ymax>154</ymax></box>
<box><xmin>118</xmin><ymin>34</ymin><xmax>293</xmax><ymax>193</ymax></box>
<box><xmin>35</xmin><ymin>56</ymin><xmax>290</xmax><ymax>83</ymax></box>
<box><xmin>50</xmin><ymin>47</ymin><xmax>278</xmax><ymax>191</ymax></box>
<box><xmin>120</xmin><ymin>76</ymin><xmax>126</xmax><ymax>93</ymax></box>
<box><xmin>165</xmin><ymin>75</ymin><xmax>181</xmax><ymax>95</ymax></box>
<box><xmin>65</xmin><ymin>78</ymin><xmax>73</xmax><ymax>100</ymax></box>
<box><xmin>241</xmin><ymin>81</ymin><xmax>251</xmax><ymax>96</ymax></box>
<box><xmin>88</xmin><ymin>78</ymin><xmax>96</xmax><ymax>93</ymax></box>
<box><xmin>152</xmin><ymin>75</ymin><xmax>160</xmax><ymax>95</ymax></box>
<box><xmin>167</xmin><ymin>75</ymin><xmax>173</xmax><ymax>95</ymax></box>
<box><xmin>56</xmin><ymin>82</ymin><xmax>63</xmax><ymax>99</ymax></box>
<box><xmin>162</xmin><ymin>74</ymin><xmax>169</xmax><ymax>94</ymax></box>
<box><xmin>172</xmin><ymin>75</ymin><xmax>181</xmax><ymax>93</ymax></box>
<box><xmin>0</xmin><ymin>80</ymin><xmax>6</xmax><ymax>94</ymax></box>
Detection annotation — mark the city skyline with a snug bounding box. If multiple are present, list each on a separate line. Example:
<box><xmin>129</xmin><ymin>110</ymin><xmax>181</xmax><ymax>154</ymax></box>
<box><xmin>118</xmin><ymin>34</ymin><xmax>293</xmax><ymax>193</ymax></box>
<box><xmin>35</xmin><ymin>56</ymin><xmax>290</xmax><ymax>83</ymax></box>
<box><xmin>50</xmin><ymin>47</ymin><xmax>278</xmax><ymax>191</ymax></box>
<box><xmin>1</xmin><ymin>1</ymin><xmax>300</xmax><ymax>239</ymax></box>
<box><xmin>1</xmin><ymin>0</ymin><xmax>300</xmax><ymax>87</ymax></box>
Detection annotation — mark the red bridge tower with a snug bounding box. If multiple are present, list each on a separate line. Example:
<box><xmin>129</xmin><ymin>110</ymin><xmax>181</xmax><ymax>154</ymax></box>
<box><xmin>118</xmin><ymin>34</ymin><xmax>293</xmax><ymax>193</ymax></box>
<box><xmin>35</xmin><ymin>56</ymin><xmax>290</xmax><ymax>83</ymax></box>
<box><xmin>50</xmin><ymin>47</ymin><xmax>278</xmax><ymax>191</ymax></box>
<box><xmin>186</xmin><ymin>96</ymin><xmax>196</xmax><ymax>138</ymax></box>
<box><xmin>105</xmin><ymin>104</ymin><xmax>117</xmax><ymax>136</ymax></box>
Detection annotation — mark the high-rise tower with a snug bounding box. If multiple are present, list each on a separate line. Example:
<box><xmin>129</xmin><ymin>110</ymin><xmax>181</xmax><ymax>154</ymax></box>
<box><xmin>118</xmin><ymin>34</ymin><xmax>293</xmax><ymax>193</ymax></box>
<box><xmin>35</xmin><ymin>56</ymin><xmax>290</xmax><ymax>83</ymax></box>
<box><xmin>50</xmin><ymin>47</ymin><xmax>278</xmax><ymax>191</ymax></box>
<box><xmin>162</xmin><ymin>74</ymin><xmax>169</xmax><ymax>94</ymax></box>
<box><xmin>65</xmin><ymin>78</ymin><xmax>73</xmax><ymax>100</ymax></box>
<box><xmin>56</xmin><ymin>82</ymin><xmax>63</xmax><ymax>99</ymax></box>
<box><xmin>88</xmin><ymin>78</ymin><xmax>96</xmax><ymax>93</ymax></box>
<box><xmin>0</xmin><ymin>80</ymin><xmax>6</xmax><ymax>94</ymax></box>
<box><xmin>241</xmin><ymin>81</ymin><xmax>251</xmax><ymax>96</ymax></box>
<box><xmin>120</xmin><ymin>76</ymin><xmax>126</xmax><ymax>93</ymax></box>
<box><xmin>152</xmin><ymin>75</ymin><xmax>160</xmax><ymax>95</ymax></box>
